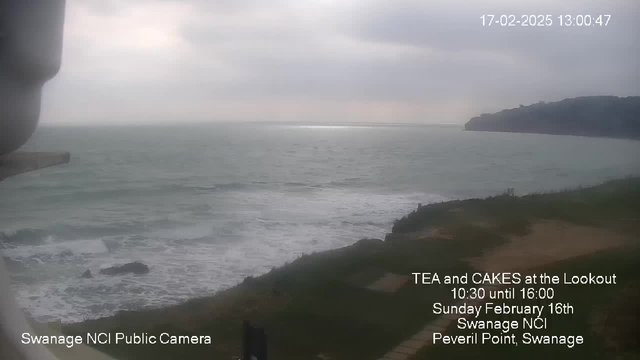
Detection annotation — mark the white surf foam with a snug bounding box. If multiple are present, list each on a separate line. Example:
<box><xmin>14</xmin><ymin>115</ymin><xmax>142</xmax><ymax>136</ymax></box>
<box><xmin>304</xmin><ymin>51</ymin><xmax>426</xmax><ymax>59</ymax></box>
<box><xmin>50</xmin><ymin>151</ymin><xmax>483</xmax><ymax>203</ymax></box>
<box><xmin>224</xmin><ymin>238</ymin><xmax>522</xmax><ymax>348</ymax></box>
<box><xmin>8</xmin><ymin>189</ymin><xmax>447</xmax><ymax>323</ymax></box>
<box><xmin>4</xmin><ymin>238</ymin><xmax>109</xmax><ymax>260</ymax></box>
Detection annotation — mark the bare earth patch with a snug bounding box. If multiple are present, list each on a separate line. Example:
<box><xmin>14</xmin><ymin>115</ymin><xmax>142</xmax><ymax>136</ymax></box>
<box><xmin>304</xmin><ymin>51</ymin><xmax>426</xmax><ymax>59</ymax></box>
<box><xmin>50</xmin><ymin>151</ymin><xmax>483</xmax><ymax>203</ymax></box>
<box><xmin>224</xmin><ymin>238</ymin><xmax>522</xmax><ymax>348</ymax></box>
<box><xmin>471</xmin><ymin>220</ymin><xmax>492</xmax><ymax>228</ymax></box>
<box><xmin>468</xmin><ymin>220</ymin><xmax>629</xmax><ymax>272</ymax></box>
<box><xmin>421</xmin><ymin>227</ymin><xmax>455</xmax><ymax>240</ymax></box>
<box><xmin>366</xmin><ymin>273</ymin><xmax>410</xmax><ymax>293</ymax></box>
<box><xmin>412</xmin><ymin>221</ymin><xmax>491</xmax><ymax>241</ymax></box>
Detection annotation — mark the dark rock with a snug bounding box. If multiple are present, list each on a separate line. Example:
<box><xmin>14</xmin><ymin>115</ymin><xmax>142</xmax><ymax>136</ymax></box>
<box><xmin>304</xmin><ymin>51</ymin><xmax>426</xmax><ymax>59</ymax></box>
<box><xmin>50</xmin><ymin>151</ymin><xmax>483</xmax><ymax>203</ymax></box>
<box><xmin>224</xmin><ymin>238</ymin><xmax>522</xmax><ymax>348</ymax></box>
<box><xmin>99</xmin><ymin>262</ymin><xmax>149</xmax><ymax>276</ymax></box>
<box><xmin>59</xmin><ymin>249</ymin><xmax>74</xmax><ymax>257</ymax></box>
<box><xmin>80</xmin><ymin>269</ymin><xmax>92</xmax><ymax>278</ymax></box>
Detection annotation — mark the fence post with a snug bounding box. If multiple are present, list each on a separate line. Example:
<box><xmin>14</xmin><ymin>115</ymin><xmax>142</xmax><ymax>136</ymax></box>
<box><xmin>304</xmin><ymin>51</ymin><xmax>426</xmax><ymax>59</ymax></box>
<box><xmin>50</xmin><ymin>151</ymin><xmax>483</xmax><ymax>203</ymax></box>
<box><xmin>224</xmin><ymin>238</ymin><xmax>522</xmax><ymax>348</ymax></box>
<box><xmin>242</xmin><ymin>320</ymin><xmax>268</xmax><ymax>360</ymax></box>
<box><xmin>243</xmin><ymin>320</ymin><xmax>253</xmax><ymax>360</ymax></box>
<box><xmin>256</xmin><ymin>327</ymin><xmax>267</xmax><ymax>360</ymax></box>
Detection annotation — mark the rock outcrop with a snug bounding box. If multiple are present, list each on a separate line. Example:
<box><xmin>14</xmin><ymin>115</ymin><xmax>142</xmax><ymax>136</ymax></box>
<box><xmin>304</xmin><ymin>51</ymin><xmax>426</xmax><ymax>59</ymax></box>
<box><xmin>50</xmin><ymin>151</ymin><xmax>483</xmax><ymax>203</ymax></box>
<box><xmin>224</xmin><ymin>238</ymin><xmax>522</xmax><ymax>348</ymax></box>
<box><xmin>99</xmin><ymin>262</ymin><xmax>149</xmax><ymax>276</ymax></box>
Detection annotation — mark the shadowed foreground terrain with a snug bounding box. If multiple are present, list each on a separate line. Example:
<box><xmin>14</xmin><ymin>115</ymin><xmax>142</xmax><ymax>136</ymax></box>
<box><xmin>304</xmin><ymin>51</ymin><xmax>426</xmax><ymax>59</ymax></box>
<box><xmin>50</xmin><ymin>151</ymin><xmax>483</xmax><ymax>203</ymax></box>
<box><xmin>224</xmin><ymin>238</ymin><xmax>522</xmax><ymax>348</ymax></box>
<box><xmin>61</xmin><ymin>177</ymin><xmax>640</xmax><ymax>360</ymax></box>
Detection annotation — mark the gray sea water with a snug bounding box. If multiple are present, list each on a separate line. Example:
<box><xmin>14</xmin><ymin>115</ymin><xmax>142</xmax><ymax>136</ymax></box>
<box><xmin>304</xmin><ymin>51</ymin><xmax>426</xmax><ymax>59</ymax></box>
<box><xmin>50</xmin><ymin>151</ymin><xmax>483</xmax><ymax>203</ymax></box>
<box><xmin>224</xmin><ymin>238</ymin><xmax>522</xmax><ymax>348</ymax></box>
<box><xmin>1</xmin><ymin>123</ymin><xmax>639</xmax><ymax>323</ymax></box>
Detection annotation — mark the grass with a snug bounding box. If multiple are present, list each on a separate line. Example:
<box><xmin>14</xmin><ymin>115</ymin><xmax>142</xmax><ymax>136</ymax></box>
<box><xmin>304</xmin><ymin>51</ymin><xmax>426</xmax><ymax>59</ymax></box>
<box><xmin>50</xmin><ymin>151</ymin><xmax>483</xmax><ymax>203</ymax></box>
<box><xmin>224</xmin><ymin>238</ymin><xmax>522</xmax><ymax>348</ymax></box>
<box><xmin>62</xmin><ymin>177</ymin><xmax>640</xmax><ymax>360</ymax></box>
<box><xmin>393</xmin><ymin>176</ymin><xmax>640</xmax><ymax>235</ymax></box>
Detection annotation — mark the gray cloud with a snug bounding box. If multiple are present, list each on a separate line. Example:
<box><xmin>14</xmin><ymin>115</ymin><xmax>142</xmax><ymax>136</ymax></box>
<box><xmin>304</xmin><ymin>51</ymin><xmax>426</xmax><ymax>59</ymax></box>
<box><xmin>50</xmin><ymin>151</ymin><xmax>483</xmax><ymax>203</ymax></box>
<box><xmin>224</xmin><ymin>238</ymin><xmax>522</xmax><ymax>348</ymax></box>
<box><xmin>40</xmin><ymin>0</ymin><xmax>640</xmax><ymax>125</ymax></box>
<box><xmin>346</xmin><ymin>0</ymin><xmax>639</xmax><ymax>101</ymax></box>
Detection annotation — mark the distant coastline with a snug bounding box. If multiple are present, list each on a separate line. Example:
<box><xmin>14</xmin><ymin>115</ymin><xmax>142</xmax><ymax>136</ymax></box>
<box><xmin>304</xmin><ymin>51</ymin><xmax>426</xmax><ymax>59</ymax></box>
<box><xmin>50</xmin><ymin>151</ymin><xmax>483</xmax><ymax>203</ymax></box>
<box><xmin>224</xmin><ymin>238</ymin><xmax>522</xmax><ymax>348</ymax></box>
<box><xmin>465</xmin><ymin>96</ymin><xmax>640</xmax><ymax>140</ymax></box>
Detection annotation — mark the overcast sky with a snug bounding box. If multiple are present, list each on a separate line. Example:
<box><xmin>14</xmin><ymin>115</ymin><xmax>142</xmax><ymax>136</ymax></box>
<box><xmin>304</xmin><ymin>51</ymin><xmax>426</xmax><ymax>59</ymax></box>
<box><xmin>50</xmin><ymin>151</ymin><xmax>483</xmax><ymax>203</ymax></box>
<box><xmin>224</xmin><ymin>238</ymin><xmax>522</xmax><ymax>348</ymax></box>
<box><xmin>41</xmin><ymin>0</ymin><xmax>639</xmax><ymax>125</ymax></box>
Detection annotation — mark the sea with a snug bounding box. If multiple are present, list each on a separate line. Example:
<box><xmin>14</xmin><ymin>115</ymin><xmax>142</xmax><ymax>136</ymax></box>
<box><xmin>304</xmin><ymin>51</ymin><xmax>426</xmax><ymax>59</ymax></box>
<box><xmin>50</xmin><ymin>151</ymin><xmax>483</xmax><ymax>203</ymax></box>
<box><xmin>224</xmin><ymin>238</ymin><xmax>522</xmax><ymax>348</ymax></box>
<box><xmin>1</xmin><ymin>123</ymin><xmax>639</xmax><ymax>323</ymax></box>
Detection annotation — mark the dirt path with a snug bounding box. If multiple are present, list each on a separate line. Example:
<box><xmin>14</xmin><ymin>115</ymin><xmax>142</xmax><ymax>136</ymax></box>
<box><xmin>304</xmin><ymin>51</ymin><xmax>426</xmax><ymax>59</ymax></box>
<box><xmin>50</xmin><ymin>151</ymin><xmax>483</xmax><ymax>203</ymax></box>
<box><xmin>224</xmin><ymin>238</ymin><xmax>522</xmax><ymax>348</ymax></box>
<box><xmin>468</xmin><ymin>220</ymin><xmax>629</xmax><ymax>272</ymax></box>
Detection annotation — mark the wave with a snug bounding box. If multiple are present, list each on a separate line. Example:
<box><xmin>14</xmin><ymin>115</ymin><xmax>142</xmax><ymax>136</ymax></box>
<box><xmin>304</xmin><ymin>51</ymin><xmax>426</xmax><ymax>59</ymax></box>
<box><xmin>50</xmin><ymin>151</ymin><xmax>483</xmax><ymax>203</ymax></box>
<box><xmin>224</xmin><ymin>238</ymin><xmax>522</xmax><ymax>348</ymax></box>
<box><xmin>327</xmin><ymin>177</ymin><xmax>365</xmax><ymax>187</ymax></box>
<box><xmin>153</xmin><ymin>223</ymin><xmax>215</xmax><ymax>243</ymax></box>
<box><xmin>31</xmin><ymin>182</ymin><xmax>253</xmax><ymax>203</ymax></box>
<box><xmin>3</xmin><ymin>238</ymin><xmax>109</xmax><ymax>263</ymax></box>
<box><xmin>340</xmin><ymin>220</ymin><xmax>387</xmax><ymax>227</ymax></box>
<box><xmin>0</xmin><ymin>219</ymin><xmax>183</xmax><ymax>245</ymax></box>
<box><xmin>14</xmin><ymin>179</ymin><xmax>399</xmax><ymax>207</ymax></box>
<box><xmin>284</xmin><ymin>182</ymin><xmax>307</xmax><ymax>187</ymax></box>
<box><xmin>190</xmin><ymin>180</ymin><xmax>370</xmax><ymax>192</ymax></box>
<box><xmin>192</xmin><ymin>182</ymin><xmax>249</xmax><ymax>191</ymax></box>
<box><xmin>3</xmin><ymin>256</ymin><xmax>28</xmax><ymax>272</ymax></box>
<box><xmin>212</xmin><ymin>182</ymin><xmax>249</xmax><ymax>190</ymax></box>
<box><xmin>15</xmin><ymin>183</ymin><xmax>82</xmax><ymax>192</ymax></box>
<box><xmin>1</xmin><ymin>228</ymin><xmax>50</xmax><ymax>245</ymax></box>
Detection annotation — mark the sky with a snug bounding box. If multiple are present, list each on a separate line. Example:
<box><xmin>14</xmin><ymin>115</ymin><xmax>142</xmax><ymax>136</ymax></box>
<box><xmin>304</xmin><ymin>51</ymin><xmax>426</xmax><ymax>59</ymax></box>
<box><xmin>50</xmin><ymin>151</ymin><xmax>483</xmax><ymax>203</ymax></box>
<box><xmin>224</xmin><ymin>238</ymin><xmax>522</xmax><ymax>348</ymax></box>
<box><xmin>41</xmin><ymin>0</ymin><xmax>640</xmax><ymax>125</ymax></box>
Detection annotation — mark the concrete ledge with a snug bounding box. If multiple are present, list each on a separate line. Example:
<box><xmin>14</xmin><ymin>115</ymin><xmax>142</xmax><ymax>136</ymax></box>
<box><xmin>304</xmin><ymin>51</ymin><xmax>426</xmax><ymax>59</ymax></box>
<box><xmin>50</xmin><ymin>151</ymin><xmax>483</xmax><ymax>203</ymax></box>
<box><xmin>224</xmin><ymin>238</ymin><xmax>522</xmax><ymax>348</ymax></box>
<box><xmin>0</xmin><ymin>152</ymin><xmax>70</xmax><ymax>181</ymax></box>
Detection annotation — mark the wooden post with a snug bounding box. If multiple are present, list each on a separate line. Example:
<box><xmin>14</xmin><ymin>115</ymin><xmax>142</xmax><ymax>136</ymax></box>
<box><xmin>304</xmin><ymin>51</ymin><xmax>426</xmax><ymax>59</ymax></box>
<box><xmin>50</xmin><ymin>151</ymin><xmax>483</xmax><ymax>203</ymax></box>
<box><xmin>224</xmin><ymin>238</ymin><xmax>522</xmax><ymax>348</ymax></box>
<box><xmin>242</xmin><ymin>321</ymin><xmax>268</xmax><ymax>360</ymax></box>
<box><xmin>242</xmin><ymin>320</ymin><xmax>253</xmax><ymax>360</ymax></box>
<box><xmin>256</xmin><ymin>327</ymin><xmax>267</xmax><ymax>360</ymax></box>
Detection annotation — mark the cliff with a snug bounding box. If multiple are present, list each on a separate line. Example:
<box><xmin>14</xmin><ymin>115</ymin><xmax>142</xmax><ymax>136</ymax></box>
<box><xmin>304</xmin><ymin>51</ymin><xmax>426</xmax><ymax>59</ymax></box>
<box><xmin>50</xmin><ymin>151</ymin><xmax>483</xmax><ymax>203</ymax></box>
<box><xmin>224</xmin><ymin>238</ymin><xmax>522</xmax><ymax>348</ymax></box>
<box><xmin>464</xmin><ymin>96</ymin><xmax>640</xmax><ymax>139</ymax></box>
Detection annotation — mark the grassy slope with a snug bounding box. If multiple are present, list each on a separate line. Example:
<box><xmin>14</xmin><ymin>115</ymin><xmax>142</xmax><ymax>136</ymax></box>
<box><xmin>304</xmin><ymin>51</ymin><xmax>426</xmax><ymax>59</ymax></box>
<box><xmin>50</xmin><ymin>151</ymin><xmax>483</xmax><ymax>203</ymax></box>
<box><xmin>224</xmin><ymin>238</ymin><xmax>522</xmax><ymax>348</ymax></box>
<box><xmin>63</xmin><ymin>177</ymin><xmax>640</xmax><ymax>360</ymax></box>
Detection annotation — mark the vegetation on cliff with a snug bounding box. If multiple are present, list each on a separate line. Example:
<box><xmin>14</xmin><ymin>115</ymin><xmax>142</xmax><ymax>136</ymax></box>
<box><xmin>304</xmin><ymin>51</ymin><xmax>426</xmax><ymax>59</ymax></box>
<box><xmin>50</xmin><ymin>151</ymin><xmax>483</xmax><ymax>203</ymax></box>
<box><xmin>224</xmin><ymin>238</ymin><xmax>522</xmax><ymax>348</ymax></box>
<box><xmin>464</xmin><ymin>96</ymin><xmax>640</xmax><ymax>139</ymax></box>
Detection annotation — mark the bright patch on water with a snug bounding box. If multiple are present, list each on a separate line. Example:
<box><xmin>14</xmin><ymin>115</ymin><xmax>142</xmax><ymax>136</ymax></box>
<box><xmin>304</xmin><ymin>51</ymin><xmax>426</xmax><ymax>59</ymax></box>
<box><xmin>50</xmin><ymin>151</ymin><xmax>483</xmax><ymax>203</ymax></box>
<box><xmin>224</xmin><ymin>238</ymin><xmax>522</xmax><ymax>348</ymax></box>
<box><xmin>287</xmin><ymin>125</ymin><xmax>375</xmax><ymax>130</ymax></box>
